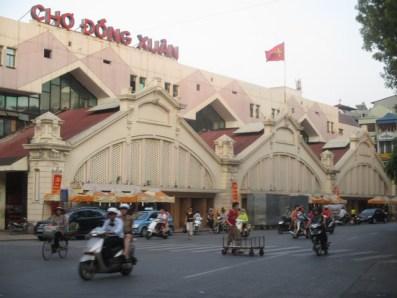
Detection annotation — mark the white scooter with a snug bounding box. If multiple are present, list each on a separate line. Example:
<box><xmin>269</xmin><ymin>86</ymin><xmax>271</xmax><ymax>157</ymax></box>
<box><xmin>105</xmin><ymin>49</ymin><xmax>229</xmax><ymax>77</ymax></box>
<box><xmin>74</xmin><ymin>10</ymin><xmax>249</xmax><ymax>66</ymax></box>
<box><xmin>78</xmin><ymin>227</ymin><xmax>136</xmax><ymax>281</ymax></box>
<box><xmin>146</xmin><ymin>218</ymin><xmax>168</xmax><ymax>239</ymax></box>
<box><xmin>193</xmin><ymin>215</ymin><xmax>202</xmax><ymax>235</ymax></box>
<box><xmin>236</xmin><ymin>219</ymin><xmax>251</xmax><ymax>238</ymax></box>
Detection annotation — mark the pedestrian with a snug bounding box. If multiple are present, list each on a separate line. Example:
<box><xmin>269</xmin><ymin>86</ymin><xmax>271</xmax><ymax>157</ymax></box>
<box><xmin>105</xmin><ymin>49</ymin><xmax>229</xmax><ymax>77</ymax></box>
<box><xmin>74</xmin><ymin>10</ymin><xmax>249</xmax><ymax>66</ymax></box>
<box><xmin>226</xmin><ymin>202</ymin><xmax>240</xmax><ymax>249</ymax></box>
<box><xmin>185</xmin><ymin>207</ymin><xmax>194</xmax><ymax>239</ymax></box>
<box><xmin>207</xmin><ymin>208</ymin><xmax>214</xmax><ymax>230</ymax></box>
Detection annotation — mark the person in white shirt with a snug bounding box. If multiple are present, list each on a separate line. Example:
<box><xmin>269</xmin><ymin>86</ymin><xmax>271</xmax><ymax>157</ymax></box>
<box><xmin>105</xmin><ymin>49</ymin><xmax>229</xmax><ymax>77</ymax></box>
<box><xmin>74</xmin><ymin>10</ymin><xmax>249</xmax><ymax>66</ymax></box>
<box><xmin>102</xmin><ymin>207</ymin><xmax>124</xmax><ymax>261</ymax></box>
<box><xmin>338</xmin><ymin>206</ymin><xmax>347</xmax><ymax>219</ymax></box>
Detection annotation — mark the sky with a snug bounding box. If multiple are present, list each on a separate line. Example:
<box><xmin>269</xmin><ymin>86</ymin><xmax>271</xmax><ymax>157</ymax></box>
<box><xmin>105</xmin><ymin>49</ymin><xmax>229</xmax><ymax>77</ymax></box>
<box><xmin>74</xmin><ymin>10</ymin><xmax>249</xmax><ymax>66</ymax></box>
<box><xmin>1</xmin><ymin>0</ymin><xmax>394</xmax><ymax>108</ymax></box>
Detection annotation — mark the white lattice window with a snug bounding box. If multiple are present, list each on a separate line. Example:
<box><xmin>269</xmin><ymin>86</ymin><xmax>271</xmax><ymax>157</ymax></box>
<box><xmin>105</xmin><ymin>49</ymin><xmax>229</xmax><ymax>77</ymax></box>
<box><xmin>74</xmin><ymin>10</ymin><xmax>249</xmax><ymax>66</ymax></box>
<box><xmin>75</xmin><ymin>165</ymin><xmax>85</xmax><ymax>182</ymax></box>
<box><xmin>178</xmin><ymin>148</ymin><xmax>188</xmax><ymax>188</ymax></box>
<box><xmin>161</xmin><ymin>141</ymin><xmax>172</xmax><ymax>187</ymax></box>
<box><xmin>188</xmin><ymin>155</ymin><xmax>202</xmax><ymax>189</ymax></box>
<box><xmin>91</xmin><ymin>149</ymin><xmax>108</xmax><ymax>184</ymax></box>
<box><xmin>111</xmin><ymin>143</ymin><xmax>122</xmax><ymax>183</ymax></box>
<box><xmin>130</xmin><ymin>141</ymin><xmax>141</xmax><ymax>185</ymax></box>
<box><xmin>144</xmin><ymin>139</ymin><xmax>160</xmax><ymax>186</ymax></box>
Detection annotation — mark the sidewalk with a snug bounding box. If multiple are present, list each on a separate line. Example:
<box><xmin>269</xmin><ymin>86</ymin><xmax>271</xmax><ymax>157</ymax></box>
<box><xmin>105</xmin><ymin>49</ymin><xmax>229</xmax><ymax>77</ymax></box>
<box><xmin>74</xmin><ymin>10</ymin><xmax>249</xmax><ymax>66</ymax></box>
<box><xmin>0</xmin><ymin>231</ymin><xmax>36</xmax><ymax>241</ymax></box>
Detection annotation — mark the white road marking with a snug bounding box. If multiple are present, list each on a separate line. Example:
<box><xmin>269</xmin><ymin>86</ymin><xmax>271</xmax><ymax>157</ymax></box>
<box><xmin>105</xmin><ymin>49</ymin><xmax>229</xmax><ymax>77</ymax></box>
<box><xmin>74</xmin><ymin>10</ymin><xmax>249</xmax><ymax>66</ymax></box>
<box><xmin>353</xmin><ymin>254</ymin><xmax>394</xmax><ymax>262</ymax></box>
<box><xmin>184</xmin><ymin>251</ymin><xmax>291</xmax><ymax>279</ymax></box>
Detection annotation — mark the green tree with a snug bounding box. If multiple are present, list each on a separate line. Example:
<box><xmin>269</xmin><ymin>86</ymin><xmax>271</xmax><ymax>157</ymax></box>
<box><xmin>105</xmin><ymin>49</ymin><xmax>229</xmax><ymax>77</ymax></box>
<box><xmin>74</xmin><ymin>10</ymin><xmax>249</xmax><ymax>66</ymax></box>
<box><xmin>356</xmin><ymin>0</ymin><xmax>397</xmax><ymax>90</ymax></box>
<box><xmin>385</xmin><ymin>138</ymin><xmax>397</xmax><ymax>181</ymax></box>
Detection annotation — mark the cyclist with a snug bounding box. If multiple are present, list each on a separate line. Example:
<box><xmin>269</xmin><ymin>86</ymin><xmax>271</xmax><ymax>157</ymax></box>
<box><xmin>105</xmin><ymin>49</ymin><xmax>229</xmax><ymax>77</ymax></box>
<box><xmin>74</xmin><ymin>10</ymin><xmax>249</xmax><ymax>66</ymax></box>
<box><xmin>49</xmin><ymin>206</ymin><xmax>68</xmax><ymax>253</ymax></box>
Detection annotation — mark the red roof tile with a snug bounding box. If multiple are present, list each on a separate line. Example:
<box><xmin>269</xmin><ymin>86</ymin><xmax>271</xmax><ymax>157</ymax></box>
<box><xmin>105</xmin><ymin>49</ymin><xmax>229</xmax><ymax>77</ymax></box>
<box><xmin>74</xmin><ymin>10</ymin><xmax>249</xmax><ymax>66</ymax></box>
<box><xmin>308</xmin><ymin>142</ymin><xmax>350</xmax><ymax>163</ymax></box>
<box><xmin>199</xmin><ymin>128</ymin><xmax>263</xmax><ymax>155</ymax></box>
<box><xmin>0</xmin><ymin>108</ymin><xmax>117</xmax><ymax>164</ymax></box>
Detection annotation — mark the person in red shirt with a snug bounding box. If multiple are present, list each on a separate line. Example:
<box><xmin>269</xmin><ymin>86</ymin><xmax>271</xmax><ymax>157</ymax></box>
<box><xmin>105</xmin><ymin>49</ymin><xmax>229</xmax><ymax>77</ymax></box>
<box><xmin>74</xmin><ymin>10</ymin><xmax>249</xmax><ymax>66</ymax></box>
<box><xmin>323</xmin><ymin>207</ymin><xmax>332</xmax><ymax>219</ymax></box>
<box><xmin>226</xmin><ymin>202</ymin><xmax>240</xmax><ymax>247</ymax></box>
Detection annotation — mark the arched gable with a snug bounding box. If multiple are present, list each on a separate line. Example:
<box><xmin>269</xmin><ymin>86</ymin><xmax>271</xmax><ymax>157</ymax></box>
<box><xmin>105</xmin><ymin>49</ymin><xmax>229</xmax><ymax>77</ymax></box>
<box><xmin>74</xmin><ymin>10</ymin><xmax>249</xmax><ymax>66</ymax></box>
<box><xmin>241</xmin><ymin>153</ymin><xmax>321</xmax><ymax>194</ymax></box>
<box><xmin>337</xmin><ymin>163</ymin><xmax>388</xmax><ymax>196</ymax></box>
<box><xmin>73</xmin><ymin>137</ymin><xmax>215</xmax><ymax>190</ymax></box>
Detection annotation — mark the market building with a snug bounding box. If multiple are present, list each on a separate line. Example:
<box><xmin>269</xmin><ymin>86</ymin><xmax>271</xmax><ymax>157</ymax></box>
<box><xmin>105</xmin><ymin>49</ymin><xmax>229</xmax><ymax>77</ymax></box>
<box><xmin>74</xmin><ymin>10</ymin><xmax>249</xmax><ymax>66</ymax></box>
<box><xmin>0</xmin><ymin>5</ymin><xmax>393</xmax><ymax>229</ymax></box>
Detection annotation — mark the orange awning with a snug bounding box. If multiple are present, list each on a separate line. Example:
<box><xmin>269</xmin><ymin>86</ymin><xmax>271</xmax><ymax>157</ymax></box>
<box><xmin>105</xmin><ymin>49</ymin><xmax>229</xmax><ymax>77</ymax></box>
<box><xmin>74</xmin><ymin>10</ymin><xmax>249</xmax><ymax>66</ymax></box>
<box><xmin>70</xmin><ymin>194</ymin><xmax>94</xmax><ymax>203</ymax></box>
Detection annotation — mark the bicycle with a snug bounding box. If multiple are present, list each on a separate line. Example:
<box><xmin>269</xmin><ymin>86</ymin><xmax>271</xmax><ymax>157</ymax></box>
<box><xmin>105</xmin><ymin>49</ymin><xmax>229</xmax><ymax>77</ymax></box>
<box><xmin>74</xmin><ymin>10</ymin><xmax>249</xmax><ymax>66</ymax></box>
<box><xmin>41</xmin><ymin>225</ymin><xmax>69</xmax><ymax>261</ymax></box>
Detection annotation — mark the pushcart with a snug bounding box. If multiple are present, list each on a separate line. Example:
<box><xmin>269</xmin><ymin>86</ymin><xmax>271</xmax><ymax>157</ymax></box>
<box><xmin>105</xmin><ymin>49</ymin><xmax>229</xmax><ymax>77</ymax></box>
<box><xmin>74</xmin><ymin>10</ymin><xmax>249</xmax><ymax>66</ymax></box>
<box><xmin>221</xmin><ymin>236</ymin><xmax>265</xmax><ymax>256</ymax></box>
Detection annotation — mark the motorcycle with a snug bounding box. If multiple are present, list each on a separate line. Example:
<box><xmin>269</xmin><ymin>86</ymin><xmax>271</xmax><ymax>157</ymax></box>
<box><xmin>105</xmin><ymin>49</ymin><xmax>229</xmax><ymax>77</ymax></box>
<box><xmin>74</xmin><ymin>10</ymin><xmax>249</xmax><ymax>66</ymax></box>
<box><xmin>214</xmin><ymin>216</ymin><xmax>228</xmax><ymax>233</ymax></box>
<box><xmin>193</xmin><ymin>216</ymin><xmax>202</xmax><ymax>235</ymax></box>
<box><xmin>145</xmin><ymin>218</ymin><xmax>168</xmax><ymax>239</ymax></box>
<box><xmin>335</xmin><ymin>214</ymin><xmax>350</xmax><ymax>225</ymax></box>
<box><xmin>78</xmin><ymin>227</ymin><xmax>136</xmax><ymax>281</ymax></box>
<box><xmin>350</xmin><ymin>214</ymin><xmax>360</xmax><ymax>225</ymax></box>
<box><xmin>291</xmin><ymin>216</ymin><xmax>309</xmax><ymax>239</ymax></box>
<box><xmin>8</xmin><ymin>217</ymin><xmax>30</xmax><ymax>234</ymax></box>
<box><xmin>278</xmin><ymin>216</ymin><xmax>291</xmax><ymax>234</ymax></box>
<box><xmin>309</xmin><ymin>222</ymin><xmax>329</xmax><ymax>256</ymax></box>
<box><xmin>236</xmin><ymin>219</ymin><xmax>251</xmax><ymax>238</ymax></box>
<box><xmin>325</xmin><ymin>217</ymin><xmax>336</xmax><ymax>234</ymax></box>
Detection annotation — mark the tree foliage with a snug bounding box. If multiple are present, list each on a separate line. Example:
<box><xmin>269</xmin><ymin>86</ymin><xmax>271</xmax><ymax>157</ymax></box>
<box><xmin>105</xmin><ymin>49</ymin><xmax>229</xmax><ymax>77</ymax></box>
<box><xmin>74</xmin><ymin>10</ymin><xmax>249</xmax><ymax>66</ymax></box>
<box><xmin>356</xmin><ymin>0</ymin><xmax>397</xmax><ymax>91</ymax></box>
<box><xmin>385</xmin><ymin>138</ymin><xmax>397</xmax><ymax>181</ymax></box>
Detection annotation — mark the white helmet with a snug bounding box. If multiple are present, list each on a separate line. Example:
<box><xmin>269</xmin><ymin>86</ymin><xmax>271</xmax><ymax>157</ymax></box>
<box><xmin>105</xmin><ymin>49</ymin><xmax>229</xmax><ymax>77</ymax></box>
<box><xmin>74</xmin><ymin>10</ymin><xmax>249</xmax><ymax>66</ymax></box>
<box><xmin>119</xmin><ymin>204</ymin><xmax>129</xmax><ymax>210</ymax></box>
<box><xmin>107</xmin><ymin>207</ymin><xmax>118</xmax><ymax>214</ymax></box>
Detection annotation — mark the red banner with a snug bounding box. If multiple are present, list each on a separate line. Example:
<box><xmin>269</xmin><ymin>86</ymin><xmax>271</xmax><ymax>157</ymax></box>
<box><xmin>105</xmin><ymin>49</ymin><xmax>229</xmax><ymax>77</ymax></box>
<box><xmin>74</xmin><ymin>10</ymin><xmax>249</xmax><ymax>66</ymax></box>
<box><xmin>265</xmin><ymin>42</ymin><xmax>285</xmax><ymax>62</ymax></box>
<box><xmin>52</xmin><ymin>174</ymin><xmax>62</xmax><ymax>194</ymax></box>
<box><xmin>231</xmin><ymin>181</ymin><xmax>239</xmax><ymax>203</ymax></box>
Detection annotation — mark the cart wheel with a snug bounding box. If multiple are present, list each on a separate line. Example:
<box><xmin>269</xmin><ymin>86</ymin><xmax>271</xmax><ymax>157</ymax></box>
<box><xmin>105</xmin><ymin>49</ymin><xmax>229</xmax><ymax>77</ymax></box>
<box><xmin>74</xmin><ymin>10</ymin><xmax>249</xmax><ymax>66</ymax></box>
<box><xmin>221</xmin><ymin>248</ymin><xmax>227</xmax><ymax>255</ymax></box>
<box><xmin>249</xmin><ymin>249</ymin><xmax>255</xmax><ymax>257</ymax></box>
<box><xmin>259</xmin><ymin>249</ymin><xmax>264</xmax><ymax>256</ymax></box>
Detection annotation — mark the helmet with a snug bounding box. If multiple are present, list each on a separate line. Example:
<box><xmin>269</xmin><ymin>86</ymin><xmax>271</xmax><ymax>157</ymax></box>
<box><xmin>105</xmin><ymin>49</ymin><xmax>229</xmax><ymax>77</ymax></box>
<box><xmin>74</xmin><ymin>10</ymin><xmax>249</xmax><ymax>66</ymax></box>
<box><xmin>107</xmin><ymin>207</ymin><xmax>118</xmax><ymax>214</ymax></box>
<box><xmin>119</xmin><ymin>204</ymin><xmax>129</xmax><ymax>210</ymax></box>
<box><xmin>55</xmin><ymin>206</ymin><xmax>64</xmax><ymax>213</ymax></box>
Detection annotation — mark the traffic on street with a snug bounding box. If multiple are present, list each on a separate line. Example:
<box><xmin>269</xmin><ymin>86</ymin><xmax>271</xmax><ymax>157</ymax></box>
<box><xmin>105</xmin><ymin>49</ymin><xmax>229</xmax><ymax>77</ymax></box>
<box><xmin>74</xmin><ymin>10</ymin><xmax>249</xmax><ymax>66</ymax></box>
<box><xmin>1</xmin><ymin>220</ymin><xmax>396</xmax><ymax>298</ymax></box>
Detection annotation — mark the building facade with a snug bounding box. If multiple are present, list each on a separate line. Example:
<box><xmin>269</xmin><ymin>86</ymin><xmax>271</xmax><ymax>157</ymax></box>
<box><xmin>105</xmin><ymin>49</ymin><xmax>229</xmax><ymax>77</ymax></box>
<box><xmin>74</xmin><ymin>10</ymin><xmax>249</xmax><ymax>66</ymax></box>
<box><xmin>0</xmin><ymin>6</ymin><xmax>392</xmax><ymax>228</ymax></box>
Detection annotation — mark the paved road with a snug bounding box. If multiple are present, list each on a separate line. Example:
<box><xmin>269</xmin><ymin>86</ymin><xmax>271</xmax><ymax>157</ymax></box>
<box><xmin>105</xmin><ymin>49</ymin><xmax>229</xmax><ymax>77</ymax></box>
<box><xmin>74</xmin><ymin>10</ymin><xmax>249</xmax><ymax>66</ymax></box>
<box><xmin>1</xmin><ymin>223</ymin><xmax>397</xmax><ymax>298</ymax></box>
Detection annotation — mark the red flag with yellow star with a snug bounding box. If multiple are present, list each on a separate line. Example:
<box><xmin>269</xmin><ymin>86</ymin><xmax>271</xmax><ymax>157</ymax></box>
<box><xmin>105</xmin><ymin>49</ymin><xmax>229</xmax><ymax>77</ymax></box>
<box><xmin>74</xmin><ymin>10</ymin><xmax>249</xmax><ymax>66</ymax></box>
<box><xmin>265</xmin><ymin>42</ymin><xmax>285</xmax><ymax>62</ymax></box>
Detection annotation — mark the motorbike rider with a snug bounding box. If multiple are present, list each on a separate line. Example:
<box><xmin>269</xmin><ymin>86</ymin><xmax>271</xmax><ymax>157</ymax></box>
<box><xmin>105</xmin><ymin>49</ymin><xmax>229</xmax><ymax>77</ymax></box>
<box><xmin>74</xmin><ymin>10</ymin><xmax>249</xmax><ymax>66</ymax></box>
<box><xmin>295</xmin><ymin>206</ymin><xmax>308</xmax><ymax>236</ymax></box>
<box><xmin>338</xmin><ymin>206</ymin><xmax>347</xmax><ymax>220</ymax></box>
<box><xmin>157</xmin><ymin>209</ymin><xmax>168</xmax><ymax>235</ymax></box>
<box><xmin>290</xmin><ymin>205</ymin><xmax>299</xmax><ymax>231</ymax></box>
<box><xmin>119</xmin><ymin>204</ymin><xmax>133</xmax><ymax>260</ymax></box>
<box><xmin>237</xmin><ymin>208</ymin><xmax>249</xmax><ymax>231</ymax></box>
<box><xmin>311</xmin><ymin>207</ymin><xmax>328</xmax><ymax>251</ymax></box>
<box><xmin>49</xmin><ymin>206</ymin><xmax>68</xmax><ymax>253</ymax></box>
<box><xmin>102</xmin><ymin>207</ymin><xmax>124</xmax><ymax>262</ymax></box>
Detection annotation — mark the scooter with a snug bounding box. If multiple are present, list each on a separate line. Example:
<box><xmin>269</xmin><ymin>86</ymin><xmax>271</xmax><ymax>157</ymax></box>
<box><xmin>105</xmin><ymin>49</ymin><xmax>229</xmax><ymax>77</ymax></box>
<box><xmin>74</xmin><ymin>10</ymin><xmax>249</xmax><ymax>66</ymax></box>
<box><xmin>335</xmin><ymin>214</ymin><xmax>350</xmax><ymax>225</ymax></box>
<box><xmin>78</xmin><ymin>227</ymin><xmax>136</xmax><ymax>281</ymax></box>
<box><xmin>291</xmin><ymin>218</ymin><xmax>309</xmax><ymax>239</ymax></box>
<box><xmin>278</xmin><ymin>216</ymin><xmax>291</xmax><ymax>234</ymax></box>
<box><xmin>145</xmin><ymin>218</ymin><xmax>168</xmax><ymax>239</ymax></box>
<box><xmin>309</xmin><ymin>222</ymin><xmax>329</xmax><ymax>256</ymax></box>
<box><xmin>8</xmin><ymin>217</ymin><xmax>30</xmax><ymax>234</ymax></box>
<box><xmin>214</xmin><ymin>216</ymin><xmax>228</xmax><ymax>234</ymax></box>
<box><xmin>236</xmin><ymin>219</ymin><xmax>251</xmax><ymax>238</ymax></box>
<box><xmin>193</xmin><ymin>216</ymin><xmax>202</xmax><ymax>235</ymax></box>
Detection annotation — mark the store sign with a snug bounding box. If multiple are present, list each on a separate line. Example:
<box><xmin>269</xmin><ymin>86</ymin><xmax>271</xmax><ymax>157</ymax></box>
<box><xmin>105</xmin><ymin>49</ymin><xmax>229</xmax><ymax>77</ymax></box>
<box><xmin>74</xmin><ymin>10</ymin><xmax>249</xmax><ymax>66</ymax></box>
<box><xmin>231</xmin><ymin>181</ymin><xmax>239</xmax><ymax>203</ymax></box>
<box><xmin>52</xmin><ymin>174</ymin><xmax>62</xmax><ymax>194</ymax></box>
<box><xmin>30</xmin><ymin>4</ymin><xmax>179</xmax><ymax>60</ymax></box>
